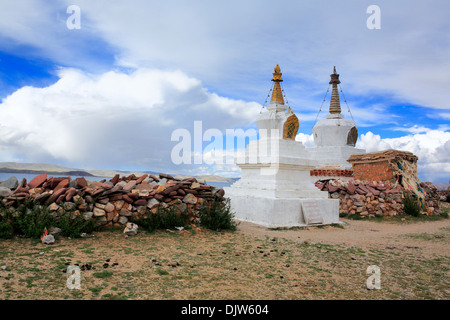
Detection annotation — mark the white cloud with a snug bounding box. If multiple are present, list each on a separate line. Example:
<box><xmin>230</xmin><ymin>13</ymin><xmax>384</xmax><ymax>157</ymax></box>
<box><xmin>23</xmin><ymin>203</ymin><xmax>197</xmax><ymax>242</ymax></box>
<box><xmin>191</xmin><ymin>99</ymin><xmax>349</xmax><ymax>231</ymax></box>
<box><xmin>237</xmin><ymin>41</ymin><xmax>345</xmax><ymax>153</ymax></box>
<box><xmin>357</xmin><ymin>129</ymin><xmax>450</xmax><ymax>182</ymax></box>
<box><xmin>295</xmin><ymin>133</ymin><xmax>315</xmax><ymax>148</ymax></box>
<box><xmin>1</xmin><ymin>1</ymin><xmax>449</xmax><ymax>116</ymax></box>
<box><xmin>0</xmin><ymin>67</ymin><xmax>261</xmax><ymax>173</ymax></box>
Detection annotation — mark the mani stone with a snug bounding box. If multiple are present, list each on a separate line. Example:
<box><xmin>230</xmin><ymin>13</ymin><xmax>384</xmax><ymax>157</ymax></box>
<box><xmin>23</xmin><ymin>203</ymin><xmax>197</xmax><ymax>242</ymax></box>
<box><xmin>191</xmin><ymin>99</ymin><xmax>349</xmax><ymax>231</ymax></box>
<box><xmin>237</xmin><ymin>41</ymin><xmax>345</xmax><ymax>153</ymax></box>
<box><xmin>42</xmin><ymin>234</ymin><xmax>55</xmax><ymax>245</ymax></box>
<box><xmin>183</xmin><ymin>193</ymin><xmax>198</xmax><ymax>204</ymax></box>
<box><xmin>0</xmin><ymin>187</ymin><xmax>13</xmax><ymax>197</ymax></box>
<box><xmin>0</xmin><ymin>176</ymin><xmax>18</xmax><ymax>190</ymax></box>
<box><xmin>28</xmin><ymin>174</ymin><xmax>47</xmax><ymax>189</ymax></box>
<box><xmin>123</xmin><ymin>222</ymin><xmax>138</xmax><ymax>236</ymax></box>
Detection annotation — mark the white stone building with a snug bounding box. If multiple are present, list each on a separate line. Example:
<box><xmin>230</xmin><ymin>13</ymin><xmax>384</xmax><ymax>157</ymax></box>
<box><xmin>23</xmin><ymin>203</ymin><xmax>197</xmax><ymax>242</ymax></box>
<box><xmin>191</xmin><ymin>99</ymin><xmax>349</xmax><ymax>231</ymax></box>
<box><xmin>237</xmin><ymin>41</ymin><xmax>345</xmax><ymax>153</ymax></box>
<box><xmin>225</xmin><ymin>65</ymin><xmax>339</xmax><ymax>228</ymax></box>
<box><xmin>309</xmin><ymin>67</ymin><xmax>366</xmax><ymax>181</ymax></box>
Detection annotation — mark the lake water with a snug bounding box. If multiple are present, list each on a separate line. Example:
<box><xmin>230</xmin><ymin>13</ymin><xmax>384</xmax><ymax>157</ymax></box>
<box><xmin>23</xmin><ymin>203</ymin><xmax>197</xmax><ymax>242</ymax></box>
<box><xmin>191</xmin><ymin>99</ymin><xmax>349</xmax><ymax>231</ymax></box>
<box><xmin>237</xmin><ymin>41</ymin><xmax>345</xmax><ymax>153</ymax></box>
<box><xmin>0</xmin><ymin>172</ymin><xmax>234</xmax><ymax>189</ymax></box>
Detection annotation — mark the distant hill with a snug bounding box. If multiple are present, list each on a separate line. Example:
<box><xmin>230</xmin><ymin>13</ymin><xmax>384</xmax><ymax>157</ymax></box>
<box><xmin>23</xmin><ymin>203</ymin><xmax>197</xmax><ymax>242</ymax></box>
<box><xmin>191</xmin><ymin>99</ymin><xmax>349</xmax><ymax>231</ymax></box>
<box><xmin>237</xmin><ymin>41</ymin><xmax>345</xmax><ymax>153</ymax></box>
<box><xmin>432</xmin><ymin>182</ymin><xmax>449</xmax><ymax>191</ymax></box>
<box><xmin>0</xmin><ymin>167</ymin><xmax>94</xmax><ymax>177</ymax></box>
<box><xmin>0</xmin><ymin>162</ymin><xmax>236</xmax><ymax>182</ymax></box>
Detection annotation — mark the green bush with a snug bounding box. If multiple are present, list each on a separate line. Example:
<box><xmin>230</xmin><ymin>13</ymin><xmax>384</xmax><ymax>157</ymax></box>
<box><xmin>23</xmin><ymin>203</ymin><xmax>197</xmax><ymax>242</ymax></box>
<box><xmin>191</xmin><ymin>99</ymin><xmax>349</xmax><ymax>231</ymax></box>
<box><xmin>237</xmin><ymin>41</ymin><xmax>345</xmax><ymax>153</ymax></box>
<box><xmin>0</xmin><ymin>219</ymin><xmax>14</xmax><ymax>239</ymax></box>
<box><xmin>197</xmin><ymin>198</ymin><xmax>237</xmax><ymax>231</ymax></box>
<box><xmin>402</xmin><ymin>194</ymin><xmax>421</xmax><ymax>217</ymax></box>
<box><xmin>0</xmin><ymin>199</ymin><xmax>98</xmax><ymax>239</ymax></box>
<box><xmin>132</xmin><ymin>204</ymin><xmax>189</xmax><ymax>233</ymax></box>
<box><xmin>12</xmin><ymin>201</ymin><xmax>55</xmax><ymax>239</ymax></box>
<box><xmin>56</xmin><ymin>211</ymin><xmax>98</xmax><ymax>238</ymax></box>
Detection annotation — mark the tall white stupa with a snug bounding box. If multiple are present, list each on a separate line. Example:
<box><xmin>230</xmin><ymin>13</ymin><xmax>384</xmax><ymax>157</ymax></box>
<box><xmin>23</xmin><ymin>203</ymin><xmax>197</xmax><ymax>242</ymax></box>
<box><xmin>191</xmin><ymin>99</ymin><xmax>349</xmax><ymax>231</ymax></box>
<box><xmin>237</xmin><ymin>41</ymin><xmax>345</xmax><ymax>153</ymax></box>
<box><xmin>309</xmin><ymin>67</ymin><xmax>365</xmax><ymax>180</ymax></box>
<box><xmin>224</xmin><ymin>65</ymin><xmax>339</xmax><ymax>227</ymax></box>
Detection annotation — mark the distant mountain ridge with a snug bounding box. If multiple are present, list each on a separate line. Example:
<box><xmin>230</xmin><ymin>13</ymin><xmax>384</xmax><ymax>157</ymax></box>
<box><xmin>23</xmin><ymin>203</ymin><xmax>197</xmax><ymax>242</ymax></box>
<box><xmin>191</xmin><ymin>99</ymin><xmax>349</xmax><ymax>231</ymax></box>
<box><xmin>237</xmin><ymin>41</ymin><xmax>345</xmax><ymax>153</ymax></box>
<box><xmin>0</xmin><ymin>162</ymin><xmax>236</xmax><ymax>183</ymax></box>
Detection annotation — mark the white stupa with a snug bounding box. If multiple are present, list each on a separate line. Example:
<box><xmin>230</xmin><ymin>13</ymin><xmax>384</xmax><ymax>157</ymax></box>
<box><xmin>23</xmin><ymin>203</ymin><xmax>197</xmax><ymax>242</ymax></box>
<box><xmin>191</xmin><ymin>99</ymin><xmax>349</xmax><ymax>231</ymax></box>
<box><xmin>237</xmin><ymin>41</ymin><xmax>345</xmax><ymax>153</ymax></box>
<box><xmin>309</xmin><ymin>67</ymin><xmax>365</xmax><ymax>180</ymax></box>
<box><xmin>224</xmin><ymin>65</ymin><xmax>339</xmax><ymax>227</ymax></box>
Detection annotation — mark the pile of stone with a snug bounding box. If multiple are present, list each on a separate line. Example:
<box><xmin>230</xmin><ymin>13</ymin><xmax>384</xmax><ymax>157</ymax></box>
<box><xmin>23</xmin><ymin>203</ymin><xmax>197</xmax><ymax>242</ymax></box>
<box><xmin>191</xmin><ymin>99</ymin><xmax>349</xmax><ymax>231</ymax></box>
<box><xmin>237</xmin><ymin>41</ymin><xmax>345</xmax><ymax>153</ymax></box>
<box><xmin>315</xmin><ymin>179</ymin><xmax>442</xmax><ymax>217</ymax></box>
<box><xmin>0</xmin><ymin>173</ymin><xmax>225</xmax><ymax>228</ymax></box>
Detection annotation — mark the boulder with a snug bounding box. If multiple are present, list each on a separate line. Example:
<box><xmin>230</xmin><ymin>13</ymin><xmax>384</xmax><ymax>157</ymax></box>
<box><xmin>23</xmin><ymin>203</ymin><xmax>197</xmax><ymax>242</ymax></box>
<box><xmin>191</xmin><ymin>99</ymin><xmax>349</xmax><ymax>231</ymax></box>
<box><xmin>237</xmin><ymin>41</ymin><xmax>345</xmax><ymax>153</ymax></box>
<box><xmin>104</xmin><ymin>202</ymin><xmax>115</xmax><ymax>213</ymax></box>
<box><xmin>93</xmin><ymin>207</ymin><xmax>106</xmax><ymax>217</ymax></box>
<box><xmin>147</xmin><ymin>198</ymin><xmax>160</xmax><ymax>209</ymax></box>
<box><xmin>0</xmin><ymin>187</ymin><xmax>12</xmax><ymax>198</ymax></box>
<box><xmin>123</xmin><ymin>222</ymin><xmax>138</xmax><ymax>236</ymax></box>
<box><xmin>122</xmin><ymin>180</ymin><xmax>137</xmax><ymax>192</ymax></box>
<box><xmin>0</xmin><ymin>176</ymin><xmax>18</xmax><ymax>189</ymax></box>
<box><xmin>75</xmin><ymin>177</ymin><xmax>88</xmax><ymax>188</ymax></box>
<box><xmin>42</xmin><ymin>234</ymin><xmax>55</xmax><ymax>245</ymax></box>
<box><xmin>183</xmin><ymin>193</ymin><xmax>198</xmax><ymax>204</ymax></box>
<box><xmin>28</xmin><ymin>174</ymin><xmax>47</xmax><ymax>189</ymax></box>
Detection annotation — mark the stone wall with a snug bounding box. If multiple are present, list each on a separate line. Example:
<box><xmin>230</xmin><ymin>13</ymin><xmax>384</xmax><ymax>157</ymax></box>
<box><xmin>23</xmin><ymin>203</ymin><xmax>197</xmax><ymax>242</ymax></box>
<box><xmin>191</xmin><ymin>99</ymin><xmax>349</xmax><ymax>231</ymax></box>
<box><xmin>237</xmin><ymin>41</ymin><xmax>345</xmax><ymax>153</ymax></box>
<box><xmin>0</xmin><ymin>173</ymin><xmax>225</xmax><ymax>228</ymax></box>
<box><xmin>315</xmin><ymin>179</ymin><xmax>442</xmax><ymax>217</ymax></box>
<box><xmin>348</xmin><ymin>149</ymin><xmax>418</xmax><ymax>182</ymax></box>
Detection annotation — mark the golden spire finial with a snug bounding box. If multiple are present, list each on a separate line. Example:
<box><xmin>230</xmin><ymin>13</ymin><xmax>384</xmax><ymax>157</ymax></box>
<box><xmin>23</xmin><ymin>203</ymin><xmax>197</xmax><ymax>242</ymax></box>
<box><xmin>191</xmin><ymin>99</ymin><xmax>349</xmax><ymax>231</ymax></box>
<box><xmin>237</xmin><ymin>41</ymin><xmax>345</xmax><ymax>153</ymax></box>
<box><xmin>270</xmin><ymin>64</ymin><xmax>284</xmax><ymax>104</ymax></box>
<box><xmin>329</xmin><ymin>66</ymin><xmax>341</xmax><ymax>114</ymax></box>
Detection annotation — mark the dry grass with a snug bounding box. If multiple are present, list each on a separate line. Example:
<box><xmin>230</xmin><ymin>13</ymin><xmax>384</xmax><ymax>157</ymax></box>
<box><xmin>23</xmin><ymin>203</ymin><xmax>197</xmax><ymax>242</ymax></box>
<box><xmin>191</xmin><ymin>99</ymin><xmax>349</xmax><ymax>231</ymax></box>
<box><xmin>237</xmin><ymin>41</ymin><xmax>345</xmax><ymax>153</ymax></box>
<box><xmin>0</xmin><ymin>220</ymin><xmax>449</xmax><ymax>300</ymax></box>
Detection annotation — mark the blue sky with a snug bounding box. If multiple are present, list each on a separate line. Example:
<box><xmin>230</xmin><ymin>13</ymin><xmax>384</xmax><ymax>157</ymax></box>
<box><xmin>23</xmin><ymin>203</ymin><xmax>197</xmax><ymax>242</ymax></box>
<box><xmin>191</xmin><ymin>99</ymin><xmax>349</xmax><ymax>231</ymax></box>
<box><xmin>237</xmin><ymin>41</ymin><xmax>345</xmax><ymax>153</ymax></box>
<box><xmin>0</xmin><ymin>0</ymin><xmax>449</xmax><ymax>182</ymax></box>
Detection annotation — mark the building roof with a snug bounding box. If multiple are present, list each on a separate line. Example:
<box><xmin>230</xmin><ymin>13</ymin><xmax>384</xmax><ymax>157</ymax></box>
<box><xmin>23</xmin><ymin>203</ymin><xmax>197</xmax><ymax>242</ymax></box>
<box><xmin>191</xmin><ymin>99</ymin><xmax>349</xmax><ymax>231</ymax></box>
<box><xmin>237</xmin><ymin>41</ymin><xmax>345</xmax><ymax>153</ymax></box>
<box><xmin>348</xmin><ymin>149</ymin><xmax>418</xmax><ymax>164</ymax></box>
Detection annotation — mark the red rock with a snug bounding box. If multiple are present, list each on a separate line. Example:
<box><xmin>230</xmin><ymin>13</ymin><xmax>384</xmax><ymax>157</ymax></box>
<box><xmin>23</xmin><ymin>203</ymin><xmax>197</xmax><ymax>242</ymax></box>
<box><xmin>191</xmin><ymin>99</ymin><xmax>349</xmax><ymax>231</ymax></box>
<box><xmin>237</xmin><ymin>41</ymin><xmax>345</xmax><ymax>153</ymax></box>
<box><xmin>327</xmin><ymin>185</ymin><xmax>340</xmax><ymax>193</ymax></box>
<box><xmin>99</xmin><ymin>183</ymin><xmax>113</xmax><ymax>190</ymax></box>
<box><xmin>49</xmin><ymin>187</ymin><xmax>68</xmax><ymax>203</ymax></box>
<box><xmin>136</xmin><ymin>184</ymin><xmax>153</xmax><ymax>191</ymax></box>
<box><xmin>149</xmin><ymin>174</ymin><xmax>160</xmax><ymax>182</ymax></box>
<box><xmin>154</xmin><ymin>194</ymin><xmax>164</xmax><ymax>201</ymax></box>
<box><xmin>122</xmin><ymin>194</ymin><xmax>134</xmax><ymax>204</ymax></box>
<box><xmin>127</xmin><ymin>192</ymin><xmax>139</xmax><ymax>200</ymax></box>
<box><xmin>346</xmin><ymin>182</ymin><xmax>357</xmax><ymax>194</ymax></box>
<box><xmin>177</xmin><ymin>188</ymin><xmax>186</xmax><ymax>196</ymax></box>
<box><xmin>65</xmin><ymin>187</ymin><xmax>78</xmax><ymax>202</ymax></box>
<box><xmin>54</xmin><ymin>179</ymin><xmax>70</xmax><ymax>191</ymax></box>
<box><xmin>355</xmin><ymin>187</ymin><xmax>367</xmax><ymax>195</ymax></box>
<box><xmin>13</xmin><ymin>187</ymin><xmax>29</xmax><ymax>195</ymax></box>
<box><xmin>110</xmin><ymin>174</ymin><xmax>120</xmax><ymax>185</ymax></box>
<box><xmin>75</xmin><ymin>177</ymin><xmax>88</xmax><ymax>188</ymax></box>
<box><xmin>136</xmin><ymin>174</ymin><xmax>148</xmax><ymax>184</ymax></box>
<box><xmin>28</xmin><ymin>174</ymin><xmax>47</xmax><ymax>189</ymax></box>
<box><xmin>315</xmin><ymin>182</ymin><xmax>325</xmax><ymax>190</ymax></box>
<box><xmin>126</xmin><ymin>174</ymin><xmax>137</xmax><ymax>180</ymax></box>
<box><xmin>162</xmin><ymin>185</ymin><xmax>180</xmax><ymax>195</ymax></box>
<box><xmin>92</xmin><ymin>188</ymin><xmax>105</xmax><ymax>196</ymax></box>
<box><xmin>56</xmin><ymin>194</ymin><xmax>65</xmax><ymax>205</ymax></box>
<box><xmin>109</xmin><ymin>194</ymin><xmax>123</xmax><ymax>201</ymax></box>
<box><xmin>16</xmin><ymin>178</ymin><xmax>27</xmax><ymax>190</ymax></box>
<box><xmin>216</xmin><ymin>189</ymin><xmax>225</xmax><ymax>197</ymax></box>
<box><xmin>45</xmin><ymin>177</ymin><xmax>68</xmax><ymax>189</ymax></box>
<box><xmin>365</xmin><ymin>185</ymin><xmax>380</xmax><ymax>196</ymax></box>
<box><xmin>133</xmin><ymin>199</ymin><xmax>147</xmax><ymax>206</ymax></box>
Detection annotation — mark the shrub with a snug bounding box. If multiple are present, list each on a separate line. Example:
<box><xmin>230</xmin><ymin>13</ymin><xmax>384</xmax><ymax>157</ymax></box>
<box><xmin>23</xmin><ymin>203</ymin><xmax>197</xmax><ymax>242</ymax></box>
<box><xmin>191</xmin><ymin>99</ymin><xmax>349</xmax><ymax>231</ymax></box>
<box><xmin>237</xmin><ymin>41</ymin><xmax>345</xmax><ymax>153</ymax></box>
<box><xmin>197</xmin><ymin>198</ymin><xmax>237</xmax><ymax>231</ymax></box>
<box><xmin>446</xmin><ymin>194</ymin><xmax>450</xmax><ymax>203</ymax></box>
<box><xmin>56</xmin><ymin>211</ymin><xmax>98</xmax><ymax>238</ymax></box>
<box><xmin>12</xmin><ymin>201</ymin><xmax>55</xmax><ymax>239</ymax></box>
<box><xmin>402</xmin><ymin>194</ymin><xmax>421</xmax><ymax>217</ymax></box>
<box><xmin>0</xmin><ymin>220</ymin><xmax>14</xmax><ymax>239</ymax></box>
<box><xmin>132</xmin><ymin>204</ymin><xmax>189</xmax><ymax>233</ymax></box>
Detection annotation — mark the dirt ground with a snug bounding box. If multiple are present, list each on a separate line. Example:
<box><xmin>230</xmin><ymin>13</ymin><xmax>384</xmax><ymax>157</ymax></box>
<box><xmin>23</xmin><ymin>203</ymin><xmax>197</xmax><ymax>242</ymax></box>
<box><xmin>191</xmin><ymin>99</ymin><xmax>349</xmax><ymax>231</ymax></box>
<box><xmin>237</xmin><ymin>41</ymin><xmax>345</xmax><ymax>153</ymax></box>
<box><xmin>237</xmin><ymin>216</ymin><xmax>450</xmax><ymax>257</ymax></box>
<box><xmin>0</xmin><ymin>210</ymin><xmax>449</xmax><ymax>300</ymax></box>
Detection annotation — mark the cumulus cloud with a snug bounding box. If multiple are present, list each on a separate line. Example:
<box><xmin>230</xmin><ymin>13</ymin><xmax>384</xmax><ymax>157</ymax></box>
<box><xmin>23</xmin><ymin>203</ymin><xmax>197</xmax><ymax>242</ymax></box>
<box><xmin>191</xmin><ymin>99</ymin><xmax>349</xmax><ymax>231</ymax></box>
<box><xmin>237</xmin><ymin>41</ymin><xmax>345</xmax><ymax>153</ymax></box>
<box><xmin>0</xmin><ymin>68</ymin><xmax>261</xmax><ymax>173</ymax></box>
<box><xmin>357</xmin><ymin>129</ymin><xmax>450</xmax><ymax>182</ymax></box>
